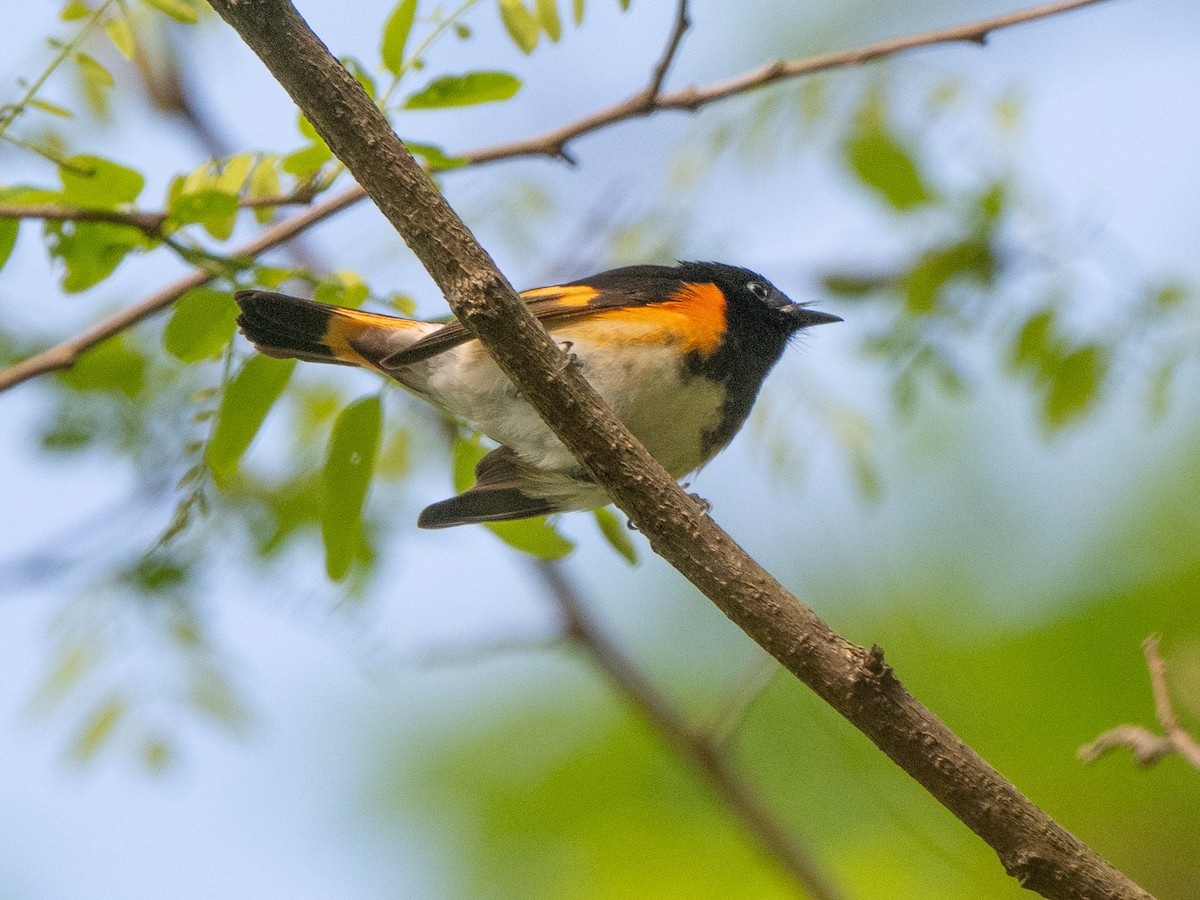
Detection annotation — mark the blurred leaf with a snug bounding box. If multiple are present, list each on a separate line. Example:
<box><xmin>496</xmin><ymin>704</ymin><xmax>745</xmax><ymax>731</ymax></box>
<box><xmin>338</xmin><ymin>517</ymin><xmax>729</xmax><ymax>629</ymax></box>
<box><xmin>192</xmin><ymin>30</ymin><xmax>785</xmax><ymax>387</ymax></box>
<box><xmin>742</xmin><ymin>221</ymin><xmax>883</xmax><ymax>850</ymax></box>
<box><xmin>593</xmin><ymin>507</ymin><xmax>637</xmax><ymax>564</ymax></box>
<box><xmin>281</xmin><ymin>142</ymin><xmax>333</xmax><ymax>177</ymax></box>
<box><xmin>69</xmin><ymin>695</ymin><xmax>125</xmax><ymax>763</ymax></box>
<box><xmin>60</xmin><ymin>0</ymin><xmax>90</xmax><ymax>19</ymax></box>
<box><xmin>573</xmin><ymin>0</ymin><xmax>584</xmax><ymax>25</ymax></box>
<box><xmin>139</xmin><ymin>0</ymin><xmax>198</xmax><ymax>24</ymax></box>
<box><xmin>30</xmin><ymin>640</ymin><xmax>101</xmax><ymax>712</ymax></box>
<box><xmin>314</xmin><ymin>270</ymin><xmax>370</xmax><ymax>309</ymax></box>
<box><xmin>104</xmin><ymin>15</ymin><xmax>135</xmax><ymax>59</ymax></box>
<box><xmin>498</xmin><ymin>0</ymin><xmax>539</xmax><ymax>54</ymax></box>
<box><xmin>1042</xmin><ymin>344</ymin><xmax>1108</xmax><ymax>430</ymax></box>
<box><xmin>212</xmin><ymin>153</ymin><xmax>254</xmax><ymax>194</ymax></box>
<box><xmin>30</xmin><ymin>98</ymin><xmax>73</xmax><ymax>118</ymax></box>
<box><xmin>904</xmin><ymin>239</ymin><xmax>994</xmax><ymax>314</ymax></box>
<box><xmin>73</xmin><ymin>51</ymin><xmax>114</xmax><ymax>90</ymax></box>
<box><xmin>1149</xmin><ymin>282</ymin><xmax>1189</xmax><ymax>310</ymax></box>
<box><xmin>406</xmin><ymin>141</ymin><xmax>470</xmax><ymax>171</ymax></box>
<box><xmin>206</xmin><ymin>356</ymin><xmax>295</xmax><ymax>476</ymax></box>
<box><xmin>59</xmin><ymin>154</ymin><xmax>144</xmax><ymax>207</ymax></box>
<box><xmin>536</xmin><ymin>0</ymin><xmax>561</xmax><ymax>41</ymax></box>
<box><xmin>247</xmin><ymin>156</ymin><xmax>281</xmax><ymax>223</ymax></box>
<box><xmin>322</xmin><ymin>395</ymin><xmax>382</xmax><ymax>581</ymax></box>
<box><xmin>381</xmin><ymin>0</ymin><xmax>417</xmax><ymax>75</ymax></box>
<box><xmin>187</xmin><ymin>665</ymin><xmax>249</xmax><ymax>731</ymax></box>
<box><xmin>168</xmin><ymin>189</ymin><xmax>238</xmax><ymax>239</ymax></box>
<box><xmin>1147</xmin><ymin>353</ymin><xmax>1183</xmax><ymax>421</ymax></box>
<box><xmin>46</xmin><ymin>220</ymin><xmax>146</xmax><ymax>292</ymax></box>
<box><xmin>845</xmin><ymin>95</ymin><xmax>933</xmax><ymax>211</ymax></box>
<box><xmin>59</xmin><ymin>333</ymin><xmax>145</xmax><ymax>397</ymax></box>
<box><xmin>821</xmin><ymin>271</ymin><xmax>894</xmax><ymax>299</ymax></box>
<box><xmin>163</xmin><ymin>288</ymin><xmax>239</xmax><ymax>362</ymax></box>
<box><xmin>120</xmin><ymin>556</ymin><xmax>189</xmax><ymax>593</ymax></box>
<box><xmin>404</xmin><ymin>72</ymin><xmax>521</xmax><ymax>109</ymax></box>
<box><xmin>1009</xmin><ymin>308</ymin><xmax>1058</xmax><ymax>376</ymax></box>
<box><xmin>0</xmin><ymin>219</ymin><xmax>18</xmax><ymax>272</ymax></box>
<box><xmin>376</xmin><ymin>427</ymin><xmax>411</xmax><ymax>480</ymax></box>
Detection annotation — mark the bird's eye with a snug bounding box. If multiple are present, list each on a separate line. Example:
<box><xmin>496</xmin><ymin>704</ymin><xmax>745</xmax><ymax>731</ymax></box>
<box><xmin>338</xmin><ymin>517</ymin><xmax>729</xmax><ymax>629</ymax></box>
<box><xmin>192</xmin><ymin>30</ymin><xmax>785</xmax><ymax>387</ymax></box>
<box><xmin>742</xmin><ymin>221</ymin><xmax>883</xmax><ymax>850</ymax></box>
<box><xmin>746</xmin><ymin>281</ymin><xmax>769</xmax><ymax>301</ymax></box>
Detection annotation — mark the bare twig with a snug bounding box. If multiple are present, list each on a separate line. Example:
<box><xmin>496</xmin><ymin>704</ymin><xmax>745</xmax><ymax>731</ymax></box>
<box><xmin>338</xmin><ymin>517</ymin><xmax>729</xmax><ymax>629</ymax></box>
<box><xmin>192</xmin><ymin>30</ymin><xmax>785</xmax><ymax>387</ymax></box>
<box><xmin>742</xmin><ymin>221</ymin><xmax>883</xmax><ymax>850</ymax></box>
<box><xmin>1079</xmin><ymin>635</ymin><xmax>1200</xmax><ymax>770</ymax></box>
<box><xmin>532</xmin><ymin>560</ymin><xmax>844</xmax><ymax>900</ymax></box>
<box><xmin>642</xmin><ymin>0</ymin><xmax>691</xmax><ymax>104</ymax></box>
<box><xmin>0</xmin><ymin>0</ymin><xmax>1111</xmax><ymax>395</ymax></box>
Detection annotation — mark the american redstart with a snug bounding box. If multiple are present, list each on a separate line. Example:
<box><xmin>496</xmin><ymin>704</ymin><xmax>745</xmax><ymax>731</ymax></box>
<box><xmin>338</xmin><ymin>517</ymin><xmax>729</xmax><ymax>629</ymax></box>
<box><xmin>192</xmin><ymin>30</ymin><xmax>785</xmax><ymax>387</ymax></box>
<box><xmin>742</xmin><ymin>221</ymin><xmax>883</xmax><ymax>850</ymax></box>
<box><xmin>235</xmin><ymin>261</ymin><xmax>840</xmax><ymax>528</ymax></box>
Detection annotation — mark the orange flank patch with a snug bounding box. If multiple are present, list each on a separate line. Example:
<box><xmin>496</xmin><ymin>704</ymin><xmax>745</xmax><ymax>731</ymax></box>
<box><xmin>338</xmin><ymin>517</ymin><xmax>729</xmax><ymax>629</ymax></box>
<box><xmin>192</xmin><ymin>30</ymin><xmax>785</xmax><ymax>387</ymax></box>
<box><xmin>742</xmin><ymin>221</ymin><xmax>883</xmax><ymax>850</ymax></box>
<box><xmin>520</xmin><ymin>284</ymin><xmax>600</xmax><ymax>307</ymax></box>
<box><xmin>584</xmin><ymin>281</ymin><xmax>727</xmax><ymax>355</ymax></box>
<box><xmin>323</xmin><ymin>306</ymin><xmax>420</xmax><ymax>366</ymax></box>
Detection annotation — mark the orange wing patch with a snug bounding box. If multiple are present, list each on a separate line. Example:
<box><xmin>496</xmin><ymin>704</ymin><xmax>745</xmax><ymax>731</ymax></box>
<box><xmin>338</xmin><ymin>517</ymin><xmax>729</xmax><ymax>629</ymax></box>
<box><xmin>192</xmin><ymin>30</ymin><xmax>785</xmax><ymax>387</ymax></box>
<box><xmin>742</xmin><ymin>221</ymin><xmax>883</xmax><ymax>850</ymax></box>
<box><xmin>580</xmin><ymin>281</ymin><xmax>727</xmax><ymax>355</ymax></box>
<box><xmin>520</xmin><ymin>284</ymin><xmax>600</xmax><ymax>307</ymax></box>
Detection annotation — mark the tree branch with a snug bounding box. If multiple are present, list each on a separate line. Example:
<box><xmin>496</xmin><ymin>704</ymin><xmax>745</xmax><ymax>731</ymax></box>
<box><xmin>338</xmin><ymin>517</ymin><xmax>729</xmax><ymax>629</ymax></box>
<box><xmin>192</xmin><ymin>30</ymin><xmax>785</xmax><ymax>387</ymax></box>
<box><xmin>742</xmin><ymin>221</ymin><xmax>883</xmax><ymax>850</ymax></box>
<box><xmin>193</xmin><ymin>0</ymin><xmax>1147</xmax><ymax>897</ymax></box>
<box><xmin>0</xmin><ymin>0</ymin><xmax>1111</xmax><ymax>394</ymax></box>
<box><xmin>1079</xmin><ymin>635</ymin><xmax>1200</xmax><ymax>770</ymax></box>
<box><xmin>533</xmin><ymin>559</ymin><xmax>843</xmax><ymax>900</ymax></box>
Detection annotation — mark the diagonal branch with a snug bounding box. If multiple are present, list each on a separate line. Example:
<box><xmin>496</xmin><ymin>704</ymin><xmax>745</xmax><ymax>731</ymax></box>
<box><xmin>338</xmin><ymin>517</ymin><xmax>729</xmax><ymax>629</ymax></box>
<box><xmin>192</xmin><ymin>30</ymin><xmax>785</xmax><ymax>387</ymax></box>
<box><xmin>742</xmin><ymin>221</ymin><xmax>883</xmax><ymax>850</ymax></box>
<box><xmin>197</xmin><ymin>1</ymin><xmax>1148</xmax><ymax>897</ymax></box>
<box><xmin>1079</xmin><ymin>635</ymin><xmax>1200</xmax><ymax>770</ymax></box>
<box><xmin>532</xmin><ymin>559</ymin><xmax>844</xmax><ymax>900</ymax></box>
<box><xmin>0</xmin><ymin>0</ymin><xmax>1111</xmax><ymax>394</ymax></box>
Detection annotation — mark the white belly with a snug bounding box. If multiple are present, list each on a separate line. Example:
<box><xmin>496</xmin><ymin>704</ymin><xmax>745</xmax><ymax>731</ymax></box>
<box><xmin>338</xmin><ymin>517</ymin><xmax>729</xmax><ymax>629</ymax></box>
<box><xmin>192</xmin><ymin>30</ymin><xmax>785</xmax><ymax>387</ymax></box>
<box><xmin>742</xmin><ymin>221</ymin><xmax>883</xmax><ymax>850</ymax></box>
<box><xmin>402</xmin><ymin>321</ymin><xmax>726</xmax><ymax>475</ymax></box>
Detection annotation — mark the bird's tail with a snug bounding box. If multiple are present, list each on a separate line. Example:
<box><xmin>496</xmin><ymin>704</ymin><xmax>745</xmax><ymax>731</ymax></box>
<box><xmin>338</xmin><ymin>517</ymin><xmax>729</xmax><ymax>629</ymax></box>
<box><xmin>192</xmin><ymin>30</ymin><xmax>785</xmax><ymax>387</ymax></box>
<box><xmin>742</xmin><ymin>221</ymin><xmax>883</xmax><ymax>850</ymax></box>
<box><xmin>234</xmin><ymin>290</ymin><xmax>427</xmax><ymax>369</ymax></box>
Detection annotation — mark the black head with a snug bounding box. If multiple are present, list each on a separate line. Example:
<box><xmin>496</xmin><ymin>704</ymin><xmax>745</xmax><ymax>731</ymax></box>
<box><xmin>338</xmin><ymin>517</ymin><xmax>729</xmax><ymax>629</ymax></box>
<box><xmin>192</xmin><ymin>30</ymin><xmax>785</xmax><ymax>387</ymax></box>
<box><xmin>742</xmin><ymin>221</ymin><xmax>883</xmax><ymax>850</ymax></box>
<box><xmin>671</xmin><ymin>261</ymin><xmax>841</xmax><ymax>334</ymax></box>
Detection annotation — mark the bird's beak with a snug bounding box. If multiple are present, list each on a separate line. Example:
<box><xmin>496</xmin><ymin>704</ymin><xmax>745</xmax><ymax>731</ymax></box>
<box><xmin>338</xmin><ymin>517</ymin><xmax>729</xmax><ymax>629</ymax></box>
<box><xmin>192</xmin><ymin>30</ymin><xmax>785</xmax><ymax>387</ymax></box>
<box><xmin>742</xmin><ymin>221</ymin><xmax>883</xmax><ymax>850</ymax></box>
<box><xmin>786</xmin><ymin>305</ymin><xmax>842</xmax><ymax>327</ymax></box>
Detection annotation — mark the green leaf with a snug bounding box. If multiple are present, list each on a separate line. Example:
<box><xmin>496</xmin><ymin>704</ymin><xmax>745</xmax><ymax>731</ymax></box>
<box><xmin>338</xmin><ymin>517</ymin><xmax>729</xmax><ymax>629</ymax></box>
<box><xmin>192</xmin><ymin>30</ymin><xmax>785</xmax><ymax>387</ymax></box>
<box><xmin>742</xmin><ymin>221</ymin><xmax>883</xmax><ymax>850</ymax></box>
<box><xmin>617</xmin><ymin>0</ymin><xmax>630</xmax><ymax>9</ymax></box>
<box><xmin>70</xmin><ymin>695</ymin><xmax>126</xmax><ymax>763</ymax></box>
<box><xmin>163</xmin><ymin>288</ymin><xmax>239</xmax><ymax>362</ymax></box>
<box><xmin>452</xmin><ymin>435</ymin><xmax>574</xmax><ymax>559</ymax></box>
<box><xmin>322</xmin><ymin>396</ymin><xmax>382</xmax><ymax>581</ymax></box>
<box><xmin>46</xmin><ymin>221</ymin><xmax>146</xmax><ymax>292</ymax></box>
<box><xmin>168</xmin><ymin>189</ymin><xmax>238</xmax><ymax>233</ymax></box>
<box><xmin>1009</xmin><ymin>309</ymin><xmax>1058</xmax><ymax>376</ymax></box>
<box><xmin>30</xmin><ymin>98</ymin><xmax>73</xmax><ymax>118</ymax></box>
<box><xmin>573</xmin><ymin>0</ymin><xmax>584</xmax><ymax>25</ymax></box>
<box><xmin>59</xmin><ymin>333</ymin><xmax>146</xmax><ymax>397</ymax></box>
<box><xmin>212</xmin><ymin>153</ymin><xmax>255</xmax><ymax>194</ymax></box>
<box><xmin>139</xmin><ymin>0</ymin><xmax>198</xmax><ymax>24</ymax></box>
<box><xmin>313</xmin><ymin>270</ymin><xmax>369</xmax><ymax>309</ymax></box>
<box><xmin>536</xmin><ymin>0</ymin><xmax>561</xmax><ymax>41</ymax></box>
<box><xmin>247</xmin><ymin>156</ymin><xmax>281</xmax><ymax>223</ymax></box>
<box><xmin>1042</xmin><ymin>344</ymin><xmax>1107</xmax><ymax>430</ymax></box>
<box><xmin>60</xmin><ymin>0</ymin><xmax>90</xmax><ymax>20</ymax></box>
<box><xmin>845</xmin><ymin>97</ymin><xmax>933</xmax><ymax>211</ymax></box>
<box><xmin>406</xmin><ymin>141</ymin><xmax>470</xmax><ymax>170</ymax></box>
<box><xmin>903</xmin><ymin>239</ymin><xmax>994</xmax><ymax>314</ymax></box>
<box><xmin>206</xmin><ymin>356</ymin><xmax>295</xmax><ymax>475</ymax></box>
<box><xmin>498</xmin><ymin>0</ymin><xmax>539</xmax><ymax>54</ymax></box>
<box><xmin>59</xmin><ymin>155</ymin><xmax>144</xmax><ymax>207</ymax></box>
<box><xmin>381</xmin><ymin>0</ymin><xmax>418</xmax><ymax>75</ymax></box>
<box><xmin>0</xmin><ymin>220</ymin><xmax>18</xmax><ymax>272</ymax></box>
<box><xmin>105</xmin><ymin>16</ymin><xmax>136</xmax><ymax>59</ymax></box>
<box><xmin>404</xmin><ymin>71</ymin><xmax>521</xmax><ymax>109</ymax></box>
<box><xmin>74</xmin><ymin>51</ymin><xmax>115</xmax><ymax>89</ymax></box>
<box><xmin>281</xmin><ymin>142</ymin><xmax>333</xmax><ymax>177</ymax></box>
<box><xmin>593</xmin><ymin>507</ymin><xmax>636</xmax><ymax>564</ymax></box>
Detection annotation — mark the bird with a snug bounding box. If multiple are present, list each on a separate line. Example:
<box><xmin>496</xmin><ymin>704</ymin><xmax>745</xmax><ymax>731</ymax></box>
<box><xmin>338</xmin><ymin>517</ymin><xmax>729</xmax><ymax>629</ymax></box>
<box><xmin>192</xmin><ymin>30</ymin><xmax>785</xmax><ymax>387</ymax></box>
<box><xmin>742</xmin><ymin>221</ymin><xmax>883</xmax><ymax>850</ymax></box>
<box><xmin>235</xmin><ymin>261</ymin><xmax>840</xmax><ymax>529</ymax></box>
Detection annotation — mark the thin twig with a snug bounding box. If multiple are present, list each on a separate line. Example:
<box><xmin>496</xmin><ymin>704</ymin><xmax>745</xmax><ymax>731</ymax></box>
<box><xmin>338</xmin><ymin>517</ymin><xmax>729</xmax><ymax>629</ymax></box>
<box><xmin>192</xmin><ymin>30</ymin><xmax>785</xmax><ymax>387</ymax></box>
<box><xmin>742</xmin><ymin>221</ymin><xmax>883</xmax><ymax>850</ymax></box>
<box><xmin>1079</xmin><ymin>635</ymin><xmax>1200</xmax><ymax>769</ymax></box>
<box><xmin>641</xmin><ymin>0</ymin><xmax>691</xmax><ymax>105</ymax></box>
<box><xmin>0</xmin><ymin>188</ymin><xmax>321</xmax><ymax>239</ymax></box>
<box><xmin>0</xmin><ymin>185</ymin><xmax>363</xmax><ymax>392</ymax></box>
<box><xmin>0</xmin><ymin>0</ymin><xmax>1111</xmax><ymax>394</ymax></box>
<box><xmin>531</xmin><ymin>559</ymin><xmax>844</xmax><ymax>900</ymax></box>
